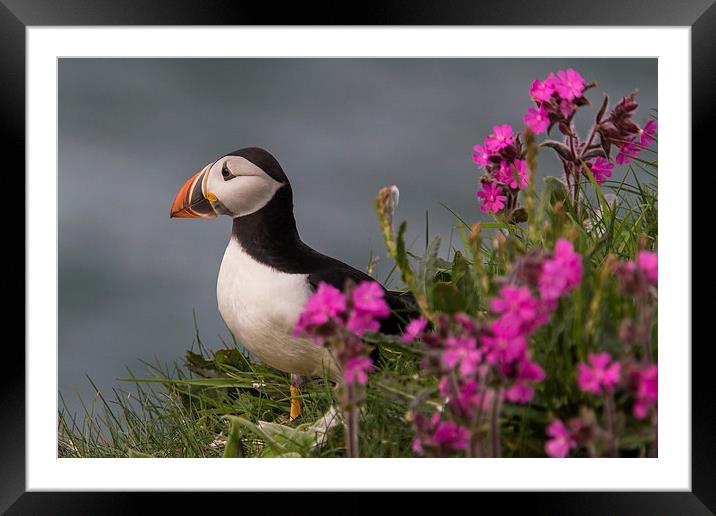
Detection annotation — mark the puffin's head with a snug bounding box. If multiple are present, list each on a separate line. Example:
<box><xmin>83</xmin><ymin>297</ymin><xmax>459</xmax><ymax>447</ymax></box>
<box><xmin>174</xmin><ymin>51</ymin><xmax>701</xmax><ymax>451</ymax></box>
<box><xmin>170</xmin><ymin>147</ymin><xmax>289</xmax><ymax>219</ymax></box>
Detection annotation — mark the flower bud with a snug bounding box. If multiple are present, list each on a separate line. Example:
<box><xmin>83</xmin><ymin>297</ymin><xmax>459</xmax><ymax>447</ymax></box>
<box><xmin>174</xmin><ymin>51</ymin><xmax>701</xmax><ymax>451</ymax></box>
<box><xmin>619</xmin><ymin>318</ymin><xmax>638</xmax><ymax>344</ymax></box>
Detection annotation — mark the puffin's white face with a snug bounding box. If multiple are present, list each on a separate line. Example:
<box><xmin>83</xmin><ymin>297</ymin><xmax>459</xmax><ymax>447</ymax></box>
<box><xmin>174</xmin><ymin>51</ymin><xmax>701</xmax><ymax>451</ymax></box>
<box><xmin>205</xmin><ymin>156</ymin><xmax>284</xmax><ymax>217</ymax></box>
<box><xmin>170</xmin><ymin>155</ymin><xmax>284</xmax><ymax>219</ymax></box>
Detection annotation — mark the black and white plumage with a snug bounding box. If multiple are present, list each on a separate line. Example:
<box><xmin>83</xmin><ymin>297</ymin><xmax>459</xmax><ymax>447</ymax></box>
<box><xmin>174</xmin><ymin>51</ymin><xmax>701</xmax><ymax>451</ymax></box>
<box><xmin>171</xmin><ymin>147</ymin><xmax>416</xmax><ymax>382</ymax></box>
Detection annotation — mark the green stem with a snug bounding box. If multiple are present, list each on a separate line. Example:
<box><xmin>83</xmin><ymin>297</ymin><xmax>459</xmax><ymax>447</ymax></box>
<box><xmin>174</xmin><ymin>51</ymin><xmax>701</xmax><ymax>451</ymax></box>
<box><xmin>490</xmin><ymin>385</ymin><xmax>503</xmax><ymax>458</ymax></box>
<box><xmin>345</xmin><ymin>384</ymin><xmax>360</xmax><ymax>458</ymax></box>
<box><xmin>604</xmin><ymin>393</ymin><xmax>617</xmax><ymax>457</ymax></box>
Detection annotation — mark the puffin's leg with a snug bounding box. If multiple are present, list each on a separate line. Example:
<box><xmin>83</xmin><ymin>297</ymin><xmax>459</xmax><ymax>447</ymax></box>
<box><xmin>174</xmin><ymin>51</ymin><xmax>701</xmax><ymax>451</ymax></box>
<box><xmin>289</xmin><ymin>373</ymin><xmax>303</xmax><ymax>422</ymax></box>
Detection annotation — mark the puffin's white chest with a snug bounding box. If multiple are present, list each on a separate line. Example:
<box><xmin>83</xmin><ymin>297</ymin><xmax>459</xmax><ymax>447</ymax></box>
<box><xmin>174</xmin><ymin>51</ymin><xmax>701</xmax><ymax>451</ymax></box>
<box><xmin>216</xmin><ymin>238</ymin><xmax>337</xmax><ymax>378</ymax></box>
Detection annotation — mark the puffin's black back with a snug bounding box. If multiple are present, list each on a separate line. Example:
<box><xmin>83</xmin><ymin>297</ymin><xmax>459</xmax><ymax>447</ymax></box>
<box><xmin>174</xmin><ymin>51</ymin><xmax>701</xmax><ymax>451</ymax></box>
<box><xmin>229</xmin><ymin>147</ymin><xmax>420</xmax><ymax>336</ymax></box>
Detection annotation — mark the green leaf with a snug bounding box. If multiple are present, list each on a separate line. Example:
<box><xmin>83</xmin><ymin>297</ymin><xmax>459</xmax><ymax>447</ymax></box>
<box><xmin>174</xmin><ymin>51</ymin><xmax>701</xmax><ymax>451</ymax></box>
<box><xmin>185</xmin><ymin>350</ymin><xmax>218</xmax><ymax>377</ymax></box>
<box><xmin>450</xmin><ymin>251</ymin><xmax>480</xmax><ymax>313</ymax></box>
<box><xmin>508</xmin><ymin>207</ymin><xmax>528</xmax><ymax>224</ymax></box>
<box><xmin>543</xmin><ymin>176</ymin><xmax>569</xmax><ymax>204</ymax></box>
<box><xmin>580</xmin><ymin>161</ymin><xmax>611</xmax><ymax>211</ymax></box>
<box><xmin>394</xmin><ymin>221</ymin><xmax>413</xmax><ymax>283</ymax></box>
<box><xmin>619</xmin><ymin>427</ymin><xmax>657</xmax><ymax>450</ymax></box>
<box><xmin>450</xmin><ymin>250</ymin><xmax>468</xmax><ymax>285</ymax></box>
<box><xmin>540</xmin><ymin>140</ymin><xmax>573</xmax><ymax>161</ymax></box>
<box><xmin>223</xmin><ymin>415</ymin><xmax>245</xmax><ymax>458</ymax></box>
<box><xmin>223</xmin><ymin>415</ymin><xmax>319</xmax><ymax>458</ymax></box>
<box><xmin>128</xmin><ymin>448</ymin><xmax>153</xmax><ymax>458</ymax></box>
<box><xmin>432</xmin><ymin>282</ymin><xmax>465</xmax><ymax>314</ymax></box>
<box><xmin>363</xmin><ymin>334</ymin><xmax>424</xmax><ymax>357</ymax></box>
<box><xmin>417</xmin><ymin>236</ymin><xmax>441</xmax><ymax>301</ymax></box>
<box><xmin>214</xmin><ymin>348</ymin><xmax>252</xmax><ymax>371</ymax></box>
<box><xmin>257</xmin><ymin>422</ymin><xmax>317</xmax><ymax>457</ymax></box>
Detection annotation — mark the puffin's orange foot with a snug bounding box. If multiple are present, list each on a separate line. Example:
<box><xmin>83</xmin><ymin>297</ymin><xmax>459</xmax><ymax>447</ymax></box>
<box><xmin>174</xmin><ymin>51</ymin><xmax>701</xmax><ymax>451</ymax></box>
<box><xmin>289</xmin><ymin>384</ymin><xmax>303</xmax><ymax>422</ymax></box>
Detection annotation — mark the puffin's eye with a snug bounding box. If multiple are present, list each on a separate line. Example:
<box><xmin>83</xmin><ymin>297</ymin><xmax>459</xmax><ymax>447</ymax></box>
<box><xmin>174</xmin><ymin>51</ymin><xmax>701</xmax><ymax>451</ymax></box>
<box><xmin>221</xmin><ymin>163</ymin><xmax>234</xmax><ymax>181</ymax></box>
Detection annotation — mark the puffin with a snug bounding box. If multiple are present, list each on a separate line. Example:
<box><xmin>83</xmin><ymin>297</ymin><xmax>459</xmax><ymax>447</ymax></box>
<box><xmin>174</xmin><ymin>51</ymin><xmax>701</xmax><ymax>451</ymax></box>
<box><xmin>170</xmin><ymin>147</ymin><xmax>416</xmax><ymax>420</ymax></box>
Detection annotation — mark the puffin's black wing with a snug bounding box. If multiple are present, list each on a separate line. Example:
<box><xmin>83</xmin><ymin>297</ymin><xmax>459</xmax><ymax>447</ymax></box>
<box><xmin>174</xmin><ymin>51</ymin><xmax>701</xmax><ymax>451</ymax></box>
<box><xmin>307</xmin><ymin>255</ymin><xmax>420</xmax><ymax>336</ymax></box>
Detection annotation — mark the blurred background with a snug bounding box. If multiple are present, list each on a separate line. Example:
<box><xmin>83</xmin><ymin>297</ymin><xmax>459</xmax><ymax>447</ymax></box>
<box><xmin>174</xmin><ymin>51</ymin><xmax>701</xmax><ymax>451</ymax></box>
<box><xmin>59</xmin><ymin>58</ymin><xmax>657</xmax><ymax>419</ymax></box>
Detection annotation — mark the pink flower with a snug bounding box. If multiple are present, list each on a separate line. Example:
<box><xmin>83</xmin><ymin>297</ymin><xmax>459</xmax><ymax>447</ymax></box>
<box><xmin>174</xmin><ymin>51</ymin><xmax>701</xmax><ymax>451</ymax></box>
<box><xmin>639</xmin><ymin>119</ymin><xmax>657</xmax><ymax>147</ymax></box>
<box><xmin>509</xmin><ymin>159</ymin><xmax>530</xmax><ymax>190</ymax></box>
<box><xmin>476</xmin><ymin>183</ymin><xmax>507</xmax><ymax>214</ymax></box>
<box><xmin>559</xmin><ymin>99</ymin><xmax>575</xmax><ymax>118</ymax></box>
<box><xmin>345</xmin><ymin>281</ymin><xmax>390</xmax><ymax>335</ymax></box>
<box><xmin>346</xmin><ymin>310</ymin><xmax>381</xmax><ymax>336</ymax></box>
<box><xmin>443</xmin><ymin>336</ymin><xmax>482</xmax><ymax>377</ymax></box>
<box><xmin>529</xmin><ymin>74</ymin><xmax>556</xmax><ymax>102</ymax></box>
<box><xmin>637</xmin><ymin>250</ymin><xmax>658</xmax><ymax>284</ymax></box>
<box><xmin>588</xmin><ymin>157</ymin><xmax>614</xmax><ymax>185</ymax></box>
<box><xmin>485</xmin><ymin>124</ymin><xmax>514</xmax><ymax>153</ymax></box>
<box><xmin>343</xmin><ymin>355</ymin><xmax>374</xmax><ymax>385</ymax></box>
<box><xmin>401</xmin><ymin>316</ymin><xmax>428</xmax><ymax>342</ymax></box>
<box><xmin>554</xmin><ymin>239</ymin><xmax>583</xmax><ymax>289</ymax></box>
<box><xmin>538</xmin><ymin>239</ymin><xmax>583</xmax><ymax>304</ymax></box>
<box><xmin>459</xmin><ymin>381</ymin><xmax>492</xmax><ymax>412</ymax></box>
<box><xmin>352</xmin><ymin>281</ymin><xmax>390</xmax><ymax>318</ymax></box>
<box><xmin>632</xmin><ymin>364</ymin><xmax>657</xmax><ymax>419</ymax></box>
<box><xmin>472</xmin><ymin>143</ymin><xmax>491</xmax><ymax>168</ymax></box>
<box><xmin>432</xmin><ymin>421</ymin><xmax>469</xmax><ymax>450</ymax></box>
<box><xmin>483</xmin><ymin>319</ymin><xmax>528</xmax><ymax>367</ymax></box>
<box><xmin>294</xmin><ymin>282</ymin><xmax>346</xmax><ymax>336</ymax></box>
<box><xmin>504</xmin><ymin>383</ymin><xmax>534</xmax><ymax>403</ymax></box>
<box><xmin>545</xmin><ymin>419</ymin><xmax>576</xmax><ymax>458</ymax></box>
<box><xmin>576</xmin><ymin>352</ymin><xmax>621</xmax><ymax>395</ymax></box>
<box><xmin>616</xmin><ymin>138</ymin><xmax>640</xmax><ymax>164</ymax></box>
<box><xmin>494</xmin><ymin>160</ymin><xmax>511</xmax><ymax>184</ymax></box>
<box><xmin>490</xmin><ymin>285</ymin><xmax>539</xmax><ymax>328</ymax></box>
<box><xmin>518</xmin><ymin>357</ymin><xmax>546</xmax><ymax>382</ymax></box>
<box><xmin>439</xmin><ymin>378</ymin><xmax>493</xmax><ymax>415</ymax></box>
<box><xmin>614</xmin><ymin>258</ymin><xmax>652</xmax><ymax>296</ymax></box>
<box><xmin>539</xmin><ymin>259</ymin><xmax>568</xmax><ymax>304</ymax></box>
<box><xmin>496</xmin><ymin>160</ymin><xmax>528</xmax><ymax>190</ymax></box>
<box><xmin>524</xmin><ymin>104</ymin><xmax>549</xmax><ymax>134</ymax></box>
<box><xmin>505</xmin><ymin>358</ymin><xmax>545</xmax><ymax>403</ymax></box>
<box><xmin>555</xmin><ymin>68</ymin><xmax>586</xmax><ymax>101</ymax></box>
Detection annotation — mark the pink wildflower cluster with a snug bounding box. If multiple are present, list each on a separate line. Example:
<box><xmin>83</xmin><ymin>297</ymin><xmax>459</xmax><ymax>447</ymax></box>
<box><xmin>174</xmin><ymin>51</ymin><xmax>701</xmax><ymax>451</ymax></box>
<box><xmin>615</xmin><ymin>248</ymin><xmax>658</xmax><ymax>360</ymax></box>
<box><xmin>614</xmin><ymin>250</ymin><xmax>658</xmax><ymax>296</ymax></box>
<box><xmin>545</xmin><ymin>357</ymin><xmax>658</xmax><ymax>457</ymax></box>
<box><xmin>602</xmin><ymin>96</ymin><xmax>658</xmax><ymax>165</ymax></box>
<box><xmin>525</xmin><ymin>70</ymin><xmax>657</xmax><ymax>183</ymax></box>
<box><xmin>545</xmin><ymin>250</ymin><xmax>658</xmax><ymax>457</ymax></box>
<box><xmin>524</xmin><ymin>69</ymin><xmax>590</xmax><ymax>135</ymax></box>
<box><xmin>538</xmin><ymin>239</ymin><xmax>584</xmax><ymax>308</ymax></box>
<box><xmin>575</xmin><ymin>354</ymin><xmax>658</xmax><ymax>422</ymax></box>
<box><xmin>406</xmin><ymin>239</ymin><xmax>583</xmax><ymax>457</ymax></box>
<box><xmin>626</xmin><ymin>363</ymin><xmax>658</xmax><ymax>420</ymax></box>
<box><xmin>411</xmin><ymin>413</ymin><xmax>469</xmax><ymax>456</ymax></box>
<box><xmin>295</xmin><ymin>280</ymin><xmax>389</xmax><ymax>386</ymax></box>
<box><xmin>530</xmin><ymin>70</ymin><xmax>658</xmax><ymax>183</ymax></box>
<box><xmin>524</xmin><ymin>69</ymin><xmax>608</xmax><ymax>186</ymax></box>
<box><xmin>294</xmin><ymin>279</ymin><xmax>390</xmax><ymax>457</ymax></box>
<box><xmin>471</xmin><ymin>68</ymin><xmax>658</xmax><ymax>217</ymax></box>
<box><xmin>472</xmin><ymin>123</ymin><xmax>529</xmax><ymax>214</ymax></box>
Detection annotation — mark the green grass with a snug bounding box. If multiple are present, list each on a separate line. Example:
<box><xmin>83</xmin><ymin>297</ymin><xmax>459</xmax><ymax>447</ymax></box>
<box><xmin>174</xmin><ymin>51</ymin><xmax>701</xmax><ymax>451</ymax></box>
<box><xmin>58</xmin><ymin>337</ymin><xmax>428</xmax><ymax>458</ymax></box>
<box><xmin>59</xmin><ymin>144</ymin><xmax>657</xmax><ymax>459</ymax></box>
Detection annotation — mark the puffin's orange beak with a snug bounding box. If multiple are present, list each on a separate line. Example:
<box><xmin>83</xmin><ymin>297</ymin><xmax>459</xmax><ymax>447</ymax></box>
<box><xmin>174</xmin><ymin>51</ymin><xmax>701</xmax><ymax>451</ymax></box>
<box><xmin>170</xmin><ymin>165</ymin><xmax>217</xmax><ymax>219</ymax></box>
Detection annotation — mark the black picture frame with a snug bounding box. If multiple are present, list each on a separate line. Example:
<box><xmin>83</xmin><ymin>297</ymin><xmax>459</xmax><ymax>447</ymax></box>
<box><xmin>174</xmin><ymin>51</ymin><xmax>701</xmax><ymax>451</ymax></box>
<box><xmin>5</xmin><ymin>0</ymin><xmax>712</xmax><ymax>513</ymax></box>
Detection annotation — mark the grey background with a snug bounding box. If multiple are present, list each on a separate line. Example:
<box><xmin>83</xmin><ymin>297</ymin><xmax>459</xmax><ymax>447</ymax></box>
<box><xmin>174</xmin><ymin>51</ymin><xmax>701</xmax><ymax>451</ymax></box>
<box><xmin>59</xmin><ymin>58</ymin><xmax>657</xmax><ymax>418</ymax></box>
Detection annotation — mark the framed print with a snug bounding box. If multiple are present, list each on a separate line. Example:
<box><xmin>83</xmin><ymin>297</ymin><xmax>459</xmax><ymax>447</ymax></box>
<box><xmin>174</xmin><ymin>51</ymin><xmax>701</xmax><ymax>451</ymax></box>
<box><xmin>6</xmin><ymin>0</ymin><xmax>713</xmax><ymax>512</ymax></box>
